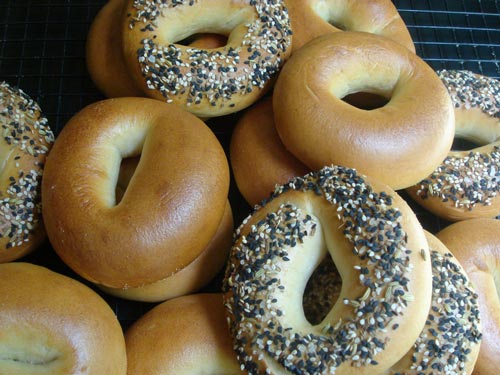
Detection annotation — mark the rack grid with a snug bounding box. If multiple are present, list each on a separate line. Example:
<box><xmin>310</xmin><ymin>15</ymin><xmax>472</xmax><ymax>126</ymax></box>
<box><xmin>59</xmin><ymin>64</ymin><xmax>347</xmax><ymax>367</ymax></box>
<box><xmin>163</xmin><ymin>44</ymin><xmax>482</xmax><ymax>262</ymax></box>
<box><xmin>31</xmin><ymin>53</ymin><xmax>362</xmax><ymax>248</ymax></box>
<box><xmin>1</xmin><ymin>0</ymin><xmax>499</xmax><ymax>327</ymax></box>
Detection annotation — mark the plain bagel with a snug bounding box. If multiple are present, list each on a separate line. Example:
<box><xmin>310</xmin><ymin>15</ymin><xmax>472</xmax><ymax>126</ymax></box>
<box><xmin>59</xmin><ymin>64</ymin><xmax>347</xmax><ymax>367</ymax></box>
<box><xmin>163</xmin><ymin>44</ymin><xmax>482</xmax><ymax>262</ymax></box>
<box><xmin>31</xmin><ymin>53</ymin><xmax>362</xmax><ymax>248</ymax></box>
<box><xmin>285</xmin><ymin>0</ymin><xmax>415</xmax><ymax>52</ymax></box>
<box><xmin>273</xmin><ymin>31</ymin><xmax>455</xmax><ymax>190</ymax></box>
<box><xmin>0</xmin><ymin>262</ymin><xmax>127</xmax><ymax>375</ymax></box>
<box><xmin>42</xmin><ymin>97</ymin><xmax>230</xmax><ymax>294</ymax></box>
<box><xmin>230</xmin><ymin>96</ymin><xmax>309</xmax><ymax>207</ymax></box>
<box><xmin>125</xmin><ymin>293</ymin><xmax>243</xmax><ymax>374</ymax></box>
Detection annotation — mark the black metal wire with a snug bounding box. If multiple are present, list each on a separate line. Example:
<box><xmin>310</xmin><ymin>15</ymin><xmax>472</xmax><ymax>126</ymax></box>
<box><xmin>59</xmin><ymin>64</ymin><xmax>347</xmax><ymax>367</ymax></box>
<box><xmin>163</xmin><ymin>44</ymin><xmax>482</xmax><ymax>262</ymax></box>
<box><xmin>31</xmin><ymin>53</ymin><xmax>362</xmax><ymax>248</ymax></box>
<box><xmin>0</xmin><ymin>0</ymin><xmax>499</xmax><ymax>327</ymax></box>
<box><xmin>395</xmin><ymin>0</ymin><xmax>500</xmax><ymax>76</ymax></box>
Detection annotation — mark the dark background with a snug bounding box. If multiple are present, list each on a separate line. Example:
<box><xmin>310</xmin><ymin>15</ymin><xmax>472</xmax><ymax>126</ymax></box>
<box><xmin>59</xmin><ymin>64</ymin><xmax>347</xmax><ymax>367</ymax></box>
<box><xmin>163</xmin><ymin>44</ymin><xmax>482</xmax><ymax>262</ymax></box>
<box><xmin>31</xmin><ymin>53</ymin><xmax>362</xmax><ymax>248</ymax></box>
<box><xmin>1</xmin><ymin>0</ymin><xmax>499</xmax><ymax>328</ymax></box>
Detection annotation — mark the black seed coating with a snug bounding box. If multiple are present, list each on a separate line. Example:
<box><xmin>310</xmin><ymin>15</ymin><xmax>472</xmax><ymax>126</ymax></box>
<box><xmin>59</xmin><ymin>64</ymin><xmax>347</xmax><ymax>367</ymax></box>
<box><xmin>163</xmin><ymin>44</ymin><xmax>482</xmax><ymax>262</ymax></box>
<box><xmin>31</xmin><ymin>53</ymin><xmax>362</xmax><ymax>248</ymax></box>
<box><xmin>406</xmin><ymin>250</ymin><xmax>481</xmax><ymax>374</ymax></box>
<box><xmin>223</xmin><ymin>166</ymin><xmax>417</xmax><ymax>375</ymax></box>
<box><xmin>128</xmin><ymin>0</ymin><xmax>292</xmax><ymax>110</ymax></box>
<box><xmin>0</xmin><ymin>82</ymin><xmax>54</xmax><ymax>249</ymax></box>
<box><xmin>415</xmin><ymin>70</ymin><xmax>500</xmax><ymax>210</ymax></box>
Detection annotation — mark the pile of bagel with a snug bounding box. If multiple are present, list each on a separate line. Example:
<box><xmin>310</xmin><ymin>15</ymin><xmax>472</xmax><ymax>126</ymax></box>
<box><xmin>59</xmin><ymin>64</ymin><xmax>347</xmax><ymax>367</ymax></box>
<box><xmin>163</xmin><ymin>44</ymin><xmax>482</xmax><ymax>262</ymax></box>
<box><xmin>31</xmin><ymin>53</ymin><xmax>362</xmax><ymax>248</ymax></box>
<box><xmin>1</xmin><ymin>0</ymin><xmax>499</xmax><ymax>374</ymax></box>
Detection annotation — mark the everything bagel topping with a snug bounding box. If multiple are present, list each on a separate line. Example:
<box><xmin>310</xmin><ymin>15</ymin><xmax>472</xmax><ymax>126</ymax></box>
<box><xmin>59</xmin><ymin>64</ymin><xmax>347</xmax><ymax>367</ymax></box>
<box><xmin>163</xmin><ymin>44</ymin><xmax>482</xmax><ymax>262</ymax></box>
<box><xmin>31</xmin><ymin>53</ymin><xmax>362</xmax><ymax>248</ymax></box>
<box><xmin>0</xmin><ymin>83</ymin><xmax>54</xmax><ymax>250</ymax></box>
<box><xmin>128</xmin><ymin>0</ymin><xmax>292</xmax><ymax>108</ymax></box>
<box><xmin>224</xmin><ymin>166</ymin><xmax>420</xmax><ymax>375</ymax></box>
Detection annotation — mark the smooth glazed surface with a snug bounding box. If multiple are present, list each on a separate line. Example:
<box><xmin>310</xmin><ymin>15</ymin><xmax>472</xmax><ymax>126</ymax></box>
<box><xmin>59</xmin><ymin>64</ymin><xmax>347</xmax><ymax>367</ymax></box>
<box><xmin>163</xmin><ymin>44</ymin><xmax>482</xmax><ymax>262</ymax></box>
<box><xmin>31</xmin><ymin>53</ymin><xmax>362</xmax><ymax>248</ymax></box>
<box><xmin>230</xmin><ymin>96</ymin><xmax>309</xmax><ymax>206</ymax></box>
<box><xmin>126</xmin><ymin>293</ymin><xmax>243</xmax><ymax>375</ymax></box>
<box><xmin>0</xmin><ymin>262</ymin><xmax>127</xmax><ymax>375</ymax></box>
<box><xmin>42</xmin><ymin>97</ymin><xmax>230</xmax><ymax>289</ymax></box>
<box><xmin>285</xmin><ymin>0</ymin><xmax>415</xmax><ymax>52</ymax></box>
<box><xmin>273</xmin><ymin>32</ymin><xmax>455</xmax><ymax>190</ymax></box>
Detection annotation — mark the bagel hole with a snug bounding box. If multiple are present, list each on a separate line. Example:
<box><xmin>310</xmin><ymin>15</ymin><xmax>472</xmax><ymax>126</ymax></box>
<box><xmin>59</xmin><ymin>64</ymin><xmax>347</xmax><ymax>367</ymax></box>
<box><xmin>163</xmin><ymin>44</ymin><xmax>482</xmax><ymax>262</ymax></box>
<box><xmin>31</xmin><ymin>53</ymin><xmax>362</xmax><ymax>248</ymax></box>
<box><xmin>495</xmin><ymin>271</ymin><xmax>500</xmax><ymax>303</ymax></box>
<box><xmin>303</xmin><ymin>256</ymin><xmax>341</xmax><ymax>325</ymax></box>
<box><xmin>342</xmin><ymin>92</ymin><xmax>389</xmax><ymax>110</ymax></box>
<box><xmin>328</xmin><ymin>19</ymin><xmax>347</xmax><ymax>31</ymax></box>
<box><xmin>451</xmin><ymin>137</ymin><xmax>482</xmax><ymax>152</ymax></box>
<box><xmin>175</xmin><ymin>33</ymin><xmax>228</xmax><ymax>49</ymax></box>
<box><xmin>311</xmin><ymin>4</ymin><xmax>347</xmax><ymax>31</ymax></box>
<box><xmin>115</xmin><ymin>156</ymin><xmax>140</xmax><ymax>204</ymax></box>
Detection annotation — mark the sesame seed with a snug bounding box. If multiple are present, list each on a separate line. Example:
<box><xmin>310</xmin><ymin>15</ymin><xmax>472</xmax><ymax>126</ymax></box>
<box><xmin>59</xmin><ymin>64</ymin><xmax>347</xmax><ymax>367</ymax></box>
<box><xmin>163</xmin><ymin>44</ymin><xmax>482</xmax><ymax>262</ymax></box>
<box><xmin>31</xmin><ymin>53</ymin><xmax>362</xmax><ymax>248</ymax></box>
<box><xmin>127</xmin><ymin>0</ymin><xmax>292</xmax><ymax>111</ymax></box>
<box><xmin>415</xmin><ymin>70</ymin><xmax>500</xmax><ymax>211</ymax></box>
<box><xmin>223</xmin><ymin>166</ymin><xmax>417</xmax><ymax>374</ymax></box>
<box><xmin>0</xmin><ymin>82</ymin><xmax>54</xmax><ymax>250</ymax></box>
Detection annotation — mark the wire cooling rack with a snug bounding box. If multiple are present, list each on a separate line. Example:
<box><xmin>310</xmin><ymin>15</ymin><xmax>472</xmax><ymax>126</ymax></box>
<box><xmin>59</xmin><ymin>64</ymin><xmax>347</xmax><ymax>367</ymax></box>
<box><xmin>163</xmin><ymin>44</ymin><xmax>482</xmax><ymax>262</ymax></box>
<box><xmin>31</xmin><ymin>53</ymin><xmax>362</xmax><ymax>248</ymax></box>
<box><xmin>1</xmin><ymin>1</ymin><xmax>499</xmax><ymax>328</ymax></box>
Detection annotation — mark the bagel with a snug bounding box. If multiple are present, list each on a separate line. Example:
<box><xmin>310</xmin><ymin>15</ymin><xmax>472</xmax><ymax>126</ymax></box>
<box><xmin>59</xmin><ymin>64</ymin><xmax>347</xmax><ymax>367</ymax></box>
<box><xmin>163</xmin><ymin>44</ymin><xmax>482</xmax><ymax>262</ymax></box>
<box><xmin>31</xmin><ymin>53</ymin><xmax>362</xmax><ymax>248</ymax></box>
<box><xmin>86</xmin><ymin>0</ymin><xmax>143</xmax><ymax>97</ymax></box>
<box><xmin>125</xmin><ymin>293</ymin><xmax>242</xmax><ymax>374</ymax></box>
<box><xmin>99</xmin><ymin>201</ymin><xmax>233</xmax><ymax>302</ymax></box>
<box><xmin>0</xmin><ymin>262</ymin><xmax>127</xmax><ymax>375</ymax></box>
<box><xmin>42</xmin><ymin>97</ymin><xmax>230</xmax><ymax>295</ymax></box>
<box><xmin>87</xmin><ymin>0</ymin><xmax>228</xmax><ymax>98</ymax></box>
<box><xmin>285</xmin><ymin>0</ymin><xmax>415</xmax><ymax>52</ymax></box>
<box><xmin>407</xmin><ymin>70</ymin><xmax>500</xmax><ymax>221</ymax></box>
<box><xmin>116</xmin><ymin>0</ymin><xmax>292</xmax><ymax>118</ymax></box>
<box><xmin>0</xmin><ymin>82</ymin><xmax>54</xmax><ymax>263</ymax></box>
<box><xmin>273</xmin><ymin>31</ymin><xmax>455</xmax><ymax>190</ymax></box>
<box><xmin>99</xmin><ymin>155</ymin><xmax>233</xmax><ymax>302</ymax></box>
<box><xmin>230</xmin><ymin>97</ymin><xmax>309</xmax><ymax>206</ymax></box>
<box><xmin>436</xmin><ymin>218</ymin><xmax>500</xmax><ymax>375</ymax></box>
<box><xmin>223</xmin><ymin>165</ymin><xmax>432</xmax><ymax>375</ymax></box>
<box><xmin>298</xmin><ymin>232</ymin><xmax>483</xmax><ymax>375</ymax></box>
<box><xmin>388</xmin><ymin>232</ymin><xmax>482</xmax><ymax>375</ymax></box>
<box><xmin>302</xmin><ymin>255</ymin><xmax>340</xmax><ymax>326</ymax></box>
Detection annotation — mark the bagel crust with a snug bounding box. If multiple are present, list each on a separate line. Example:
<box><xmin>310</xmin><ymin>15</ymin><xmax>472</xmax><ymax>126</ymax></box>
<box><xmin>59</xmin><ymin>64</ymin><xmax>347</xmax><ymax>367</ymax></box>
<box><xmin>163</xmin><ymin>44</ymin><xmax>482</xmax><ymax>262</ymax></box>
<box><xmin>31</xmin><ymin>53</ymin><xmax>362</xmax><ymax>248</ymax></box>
<box><xmin>0</xmin><ymin>82</ymin><xmax>54</xmax><ymax>263</ymax></box>
<box><xmin>0</xmin><ymin>262</ymin><xmax>127</xmax><ymax>375</ymax></box>
<box><xmin>99</xmin><ymin>201</ymin><xmax>234</xmax><ymax>302</ymax></box>
<box><xmin>120</xmin><ymin>0</ymin><xmax>293</xmax><ymax>117</ymax></box>
<box><xmin>230</xmin><ymin>97</ymin><xmax>309</xmax><ymax>206</ymax></box>
<box><xmin>42</xmin><ymin>97</ymin><xmax>230</xmax><ymax>289</ymax></box>
<box><xmin>285</xmin><ymin>0</ymin><xmax>415</xmax><ymax>52</ymax></box>
<box><xmin>273</xmin><ymin>32</ymin><xmax>455</xmax><ymax>190</ymax></box>
<box><xmin>223</xmin><ymin>165</ymin><xmax>432</xmax><ymax>375</ymax></box>
<box><xmin>86</xmin><ymin>0</ymin><xmax>144</xmax><ymax>98</ymax></box>
<box><xmin>407</xmin><ymin>70</ymin><xmax>500</xmax><ymax>221</ymax></box>
<box><xmin>436</xmin><ymin>219</ymin><xmax>500</xmax><ymax>375</ymax></box>
<box><xmin>126</xmin><ymin>294</ymin><xmax>243</xmax><ymax>374</ymax></box>
<box><xmin>87</xmin><ymin>0</ymin><xmax>229</xmax><ymax>99</ymax></box>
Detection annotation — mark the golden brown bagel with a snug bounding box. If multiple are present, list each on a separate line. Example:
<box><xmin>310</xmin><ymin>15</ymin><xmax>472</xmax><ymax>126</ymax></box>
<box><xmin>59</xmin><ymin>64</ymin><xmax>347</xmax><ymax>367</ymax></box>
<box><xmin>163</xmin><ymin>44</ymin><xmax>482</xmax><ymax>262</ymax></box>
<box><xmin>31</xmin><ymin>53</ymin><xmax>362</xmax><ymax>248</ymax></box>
<box><xmin>86</xmin><ymin>0</ymin><xmax>228</xmax><ymax>98</ymax></box>
<box><xmin>86</xmin><ymin>0</ymin><xmax>143</xmax><ymax>97</ymax></box>
<box><xmin>120</xmin><ymin>0</ymin><xmax>293</xmax><ymax>118</ymax></box>
<box><xmin>224</xmin><ymin>165</ymin><xmax>433</xmax><ymax>375</ymax></box>
<box><xmin>388</xmin><ymin>232</ymin><xmax>482</xmax><ymax>375</ymax></box>
<box><xmin>273</xmin><ymin>32</ymin><xmax>455</xmax><ymax>190</ymax></box>
<box><xmin>100</xmin><ymin>201</ymin><xmax>233</xmax><ymax>302</ymax></box>
<box><xmin>407</xmin><ymin>70</ymin><xmax>500</xmax><ymax>221</ymax></box>
<box><xmin>285</xmin><ymin>0</ymin><xmax>415</xmax><ymax>52</ymax></box>
<box><xmin>230</xmin><ymin>97</ymin><xmax>309</xmax><ymax>206</ymax></box>
<box><xmin>42</xmin><ymin>97</ymin><xmax>230</xmax><ymax>292</ymax></box>
<box><xmin>436</xmin><ymin>219</ymin><xmax>500</xmax><ymax>375</ymax></box>
<box><xmin>125</xmin><ymin>293</ymin><xmax>243</xmax><ymax>374</ymax></box>
<box><xmin>0</xmin><ymin>262</ymin><xmax>127</xmax><ymax>375</ymax></box>
<box><xmin>0</xmin><ymin>82</ymin><xmax>54</xmax><ymax>263</ymax></box>
<box><xmin>100</xmin><ymin>156</ymin><xmax>233</xmax><ymax>301</ymax></box>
